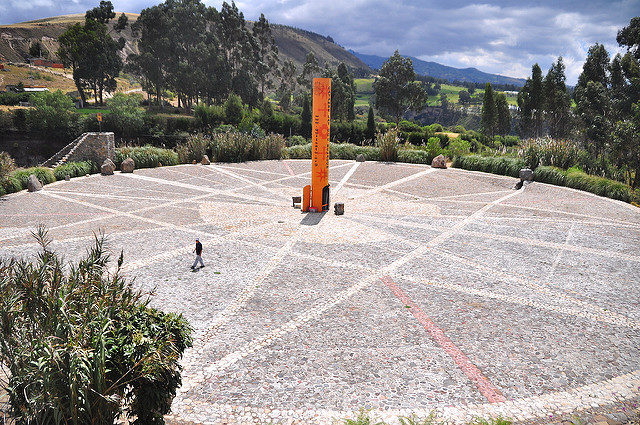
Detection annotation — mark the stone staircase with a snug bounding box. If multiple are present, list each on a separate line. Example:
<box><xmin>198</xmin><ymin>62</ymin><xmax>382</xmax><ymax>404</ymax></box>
<box><xmin>41</xmin><ymin>133</ymin><xmax>89</xmax><ymax>168</ymax></box>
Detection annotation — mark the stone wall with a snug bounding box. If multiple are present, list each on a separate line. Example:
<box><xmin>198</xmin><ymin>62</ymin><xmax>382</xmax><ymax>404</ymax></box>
<box><xmin>67</xmin><ymin>132</ymin><xmax>115</xmax><ymax>164</ymax></box>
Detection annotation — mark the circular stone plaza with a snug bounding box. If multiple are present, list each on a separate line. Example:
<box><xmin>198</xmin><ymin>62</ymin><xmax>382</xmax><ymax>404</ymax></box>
<box><xmin>1</xmin><ymin>160</ymin><xmax>639</xmax><ymax>424</ymax></box>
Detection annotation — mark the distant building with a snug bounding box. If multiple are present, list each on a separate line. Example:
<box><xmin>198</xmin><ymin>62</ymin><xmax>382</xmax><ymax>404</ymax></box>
<box><xmin>28</xmin><ymin>58</ymin><xmax>64</xmax><ymax>68</ymax></box>
<box><xmin>23</xmin><ymin>86</ymin><xmax>49</xmax><ymax>92</ymax></box>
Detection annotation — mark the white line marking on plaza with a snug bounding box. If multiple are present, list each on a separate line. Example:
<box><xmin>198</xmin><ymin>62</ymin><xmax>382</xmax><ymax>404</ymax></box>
<box><xmin>351</xmin><ymin>168</ymin><xmax>437</xmax><ymax>199</ymax></box>
<box><xmin>356</xmin><ymin>213</ymin><xmax>640</xmax><ymax>263</ymax></box>
<box><xmin>333</xmin><ymin>162</ymin><xmax>360</xmax><ymax>195</ymax></box>
<box><xmin>199</xmin><ymin>186</ymin><xmax>523</xmax><ymax>381</ymax></box>
<box><xmin>547</xmin><ymin>222</ymin><xmax>576</xmax><ymax>280</ymax></box>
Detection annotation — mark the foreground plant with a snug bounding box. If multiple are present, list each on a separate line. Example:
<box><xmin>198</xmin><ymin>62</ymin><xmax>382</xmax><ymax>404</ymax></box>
<box><xmin>0</xmin><ymin>227</ymin><xmax>192</xmax><ymax>425</ymax></box>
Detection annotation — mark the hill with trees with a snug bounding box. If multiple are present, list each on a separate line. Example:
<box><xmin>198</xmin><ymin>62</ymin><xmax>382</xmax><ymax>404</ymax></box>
<box><xmin>0</xmin><ymin>14</ymin><xmax>369</xmax><ymax>75</ymax></box>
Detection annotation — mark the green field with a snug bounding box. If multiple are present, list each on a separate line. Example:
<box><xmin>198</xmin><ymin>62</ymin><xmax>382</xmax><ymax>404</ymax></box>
<box><xmin>355</xmin><ymin>78</ymin><xmax>519</xmax><ymax>108</ymax></box>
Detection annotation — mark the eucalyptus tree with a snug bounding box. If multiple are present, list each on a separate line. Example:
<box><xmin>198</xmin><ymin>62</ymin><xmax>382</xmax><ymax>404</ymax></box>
<box><xmin>374</xmin><ymin>50</ymin><xmax>427</xmax><ymax>125</ymax></box>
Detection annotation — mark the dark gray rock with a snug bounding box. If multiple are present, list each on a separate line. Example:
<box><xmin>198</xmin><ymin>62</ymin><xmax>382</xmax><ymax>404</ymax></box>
<box><xmin>64</xmin><ymin>175</ymin><xmax>71</xmax><ymax>181</ymax></box>
<box><xmin>120</xmin><ymin>157</ymin><xmax>135</xmax><ymax>173</ymax></box>
<box><xmin>101</xmin><ymin>158</ymin><xmax>116</xmax><ymax>175</ymax></box>
<box><xmin>27</xmin><ymin>174</ymin><xmax>42</xmax><ymax>192</ymax></box>
<box><xmin>356</xmin><ymin>154</ymin><xmax>365</xmax><ymax>162</ymax></box>
<box><xmin>334</xmin><ymin>202</ymin><xmax>344</xmax><ymax>215</ymax></box>
<box><xmin>520</xmin><ymin>168</ymin><xmax>533</xmax><ymax>181</ymax></box>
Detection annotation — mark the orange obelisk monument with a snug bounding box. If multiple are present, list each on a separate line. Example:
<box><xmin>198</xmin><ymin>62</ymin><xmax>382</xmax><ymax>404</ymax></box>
<box><xmin>302</xmin><ymin>78</ymin><xmax>331</xmax><ymax>212</ymax></box>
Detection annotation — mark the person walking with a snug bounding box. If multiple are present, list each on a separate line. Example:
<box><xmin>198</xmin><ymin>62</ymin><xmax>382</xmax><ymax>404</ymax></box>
<box><xmin>192</xmin><ymin>238</ymin><xmax>204</xmax><ymax>269</ymax></box>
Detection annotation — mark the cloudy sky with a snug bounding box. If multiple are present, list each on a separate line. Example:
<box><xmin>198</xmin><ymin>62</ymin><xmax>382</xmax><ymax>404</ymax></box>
<box><xmin>1</xmin><ymin>0</ymin><xmax>638</xmax><ymax>84</ymax></box>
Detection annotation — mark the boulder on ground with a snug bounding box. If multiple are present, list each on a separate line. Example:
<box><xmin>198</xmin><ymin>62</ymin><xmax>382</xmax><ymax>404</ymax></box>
<box><xmin>431</xmin><ymin>154</ymin><xmax>447</xmax><ymax>169</ymax></box>
<box><xmin>64</xmin><ymin>175</ymin><xmax>71</xmax><ymax>181</ymax></box>
<box><xmin>27</xmin><ymin>174</ymin><xmax>42</xmax><ymax>192</ymax></box>
<box><xmin>519</xmin><ymin>168</ymin><xmax>533</xmax><ymax>181</ymax></box>
<box><xmin>334</xmin><ymin>202</ymin><xmax>344</xmax><ymax>215</ymax></box>
<box><xmin>121</xmin><ymin>157</ymin><xmax>135</xmax><ymax>173</ymax></box>
<box><xmin>202</xmin><ymin>155</ymin><xmax>211</xmax><ymax>165</ymax></box>
<box><xmin>101</xmin><ymin>159</ymin><xmax>116</xmax><ymax>175</ymax></box>
<box><xmin>356</xmin><ymin>154</ymin><xmax>365</xmax><ymax>162</ymax></box>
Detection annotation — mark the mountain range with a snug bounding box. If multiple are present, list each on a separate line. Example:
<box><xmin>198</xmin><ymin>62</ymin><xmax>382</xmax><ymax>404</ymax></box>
<box><xmin>351</xmin><ymin>50</ymin><xmax>526</xmax><ymax>87</ymax></box>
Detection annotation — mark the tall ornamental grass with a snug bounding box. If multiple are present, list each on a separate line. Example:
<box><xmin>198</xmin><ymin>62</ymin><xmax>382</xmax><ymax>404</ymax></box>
<box><xmin>115</xmin><ymin>145</ymin><xmax>180</xmax><ymax>168</ymax></box>
<box><xmin>0</xmin><ymin>227</ymin><xmax>192</xmax><ymax>425</ymax></box>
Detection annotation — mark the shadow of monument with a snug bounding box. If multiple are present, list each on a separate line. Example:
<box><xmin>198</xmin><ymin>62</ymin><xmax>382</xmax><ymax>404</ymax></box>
<box><xmin>300</xmin><ymin>211</ymin><xmax>326</xmax><ymax>226</ymax></box>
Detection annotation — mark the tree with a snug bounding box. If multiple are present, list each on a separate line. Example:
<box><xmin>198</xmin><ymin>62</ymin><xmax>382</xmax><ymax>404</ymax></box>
<box><xmin>575</xmin><ymin>45</ymin><xmax>612</xmax><ymax>156</ymax></box>
<box><xmin>0</xmin><ymin>228</ymin><xmax>191</xmax><ymax>425</ymax></box>
<box><xmin>58</xmin><ymin>2</ymin><xmax>123</xmax><ymax>105</ymax></box>
<box><xmin>322</xmin><ymin>63</ymin><xmax>356</xmax><ymax>121</ymax></box>
<box><xmin>365</xmin><ymin>106</ymin><xmax>376</xmax><ymax>142</ymax></box>
<box><xmin>85</xmin><ymin>0</ymin><xmax>115</xmax><ymax>23</ymax></box>
<box><xmin>225</xmin><ymin>93</ymin><xmax>244</xmax><ymax>125</ymax></box>
<box><xmin>114</xmin><ymin>13</ymin><xmax>128</xmax><ymax>31</ymax></box>
<box><xmin>26</xmin><ymin>90</ymin><xmax>77</xmax><ymax>140</ymax></box>
<box><xmin>495</xmin><ymin>93</ymin><xmax>511</xmax><ymax>135</ymax></box>
<box><xmin>616</xmin><ymin>17</ymin><xmax>640</xmax><ymax>60</ymax></box>
<box><xmin>517</xmin><ymin>63</ymin><xmax>544</xmax><ymax>137</ymax></box>
<box><xmin>297</xmin><ymin>52</ymin><xmax>320</xmax><ymax>92</ymax></box>
<box><xmin>458</xmin><ymin>89</ymin><xmax>471</xmax><ymax>105</ymax></box>
<box><xmin>481</xmin><ymin>83</ymin><xmax>497</xmax><ymax>137</ymax></box>
<box><xmin>106</xmin><ymin>92</ymin><xmax>145</xmax><ymax>138</ymax></box>
<box><xmin>374</xmin><ymin>50</ymin><xmax>427</xmax><ymax>125</ymax></box>
<box><xmin>277</xmin><ymin>59</ymin><xmax>297</xmax><ymax>112</ymax></box>
<box><xmin>544</xmin><ymin>57</ymin><xmax>572</xmax><ymax>138</ymax></box>
<box><xmin>28</xmin><ymin>41</ymin><xmax>48</xmax><ymax>59</ymax></box>
<box><xmin>612</xmin><ymin>102</ymin><xmax>640</xmax><ymax>187</ymax></box>
<box><xmin>126</xmin><ymin>4</ymin><xmax>172</xmax><ymax>104</ymax></box>
<box><xmin>301</xmin><ymin>95</ymin><xmax>311</xmax><ymax>138</ymax></box>
<box><xmin>252</xmin><ymin>13</ymin><xmax>279</xmax><ymax>98</ymax></box>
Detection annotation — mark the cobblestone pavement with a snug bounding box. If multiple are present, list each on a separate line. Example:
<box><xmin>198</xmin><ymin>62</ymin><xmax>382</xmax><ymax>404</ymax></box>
<box><xmin>0</xmin><ymin>160</ymin><xmax>639</xmax><ymax>425</ymax></box>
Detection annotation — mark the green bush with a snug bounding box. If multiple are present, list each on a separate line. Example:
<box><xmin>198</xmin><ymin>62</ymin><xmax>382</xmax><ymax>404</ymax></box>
<box><xmin>209</xmin><ymin>132</ymin><xmax>284</xmax><ymax>163</ymax></box>
<box><xmin>377</xmin><ymin>129</ymin><xmax>399</xmax><ymax>162</ymax></box>
<box><xmin>564</xmin><ymin>167</ymin><xmax>635</xmax><ymax>202</ymax></box>
<box><xmin>106</xmin><ymin>92</ymin><xmax>145</xmax><ymax>138</ymax></box>
<box><xmin>224</xmin><ymin>93</ymin><xmax>244</xmax><ymax>125</ymax></box>
<box><xmin>53</xmin><ymin>161</ymin><xmax>97</xmax><ymax>180</ymax></box>
<box><xmin>405</xmin><ymin>131</ymin><xmax>425</xmax><ymax>145</ymax></box>
<box><xmin>398</xmin><ymin>120</ymin><xmax>422</xmax><ymax>133</ymax></box>
<box><xmin>533</xmin><ymin>165</ymin><xmax>566</xmax><ymax>186</ymax></box>
<box><xmin>2</xmin><ymin>175</ymin><xmax>22</xmax><ymax>194</ymax></box>
<box><xmin>0</xmin><ymin>227</ymin><xmax>192</xmax><ymax>425</ymax></box>
<box><xmin>285</xmin><ymin>143</ymin><xmax>312</xmax><ymax>159</ymax></box>
<box><xmin>0</xmin><ymin>151</ymin><xmax>16</xmax><ymax>179</ymax></box>
<box><xmin>398</xmin><ymin>149</ymin><xmax>431</xmax><ymax>164</ymax></box>
<box><xmin>425</xmin><ymin>137</ymin><xmax>442</xmax><ymax>160</ymax></box>
<box><xmin>331</xmin><ymin>143</ymin><xmax>380</xmax><ymax>161</ymax></box>
<box><xmin>0</xmin><ymin>110</ymin><xmax>13</xmax><ymax>134</ymax></box>
<box><xmin>453</xmin><ymin>155</ymin><xmax>524</xmax><ymax>178</ymax></box>
<box><xmin>26</xmin><ymin>90</ymin><xmax>78</xmax><ymax>140</ymax></box>
<box><xmin>10</xmin><ymin>167</ymin><xmax>56</xmax><ymax>188</ymax></box>
<box><xmin>115</xmin><ymin>146</ymin><xmax>179</xmax><ymax>168</ymax></box>
<box><xmin>0</xmin><ymin>91</ymin><xmax>30</xmax><ymax>106</ymax></box>
<box><xmin>194</xmin><ymin>103</ymin><xmax>225</xmax><ymax>128</ymax></box>
<box><xmin>286</xmin><ymin>135</ymin><xmax>307</xmax><ymax>147</ymax></box>
<box><xmin>176</xmin><ymin>134</ymin><xmax>210</xmax><ymax>164</ymax></box>
<box><xmin>445</xmin><ymin>138</ymin><xmax>472</xmax><ymax>159</ymax></box>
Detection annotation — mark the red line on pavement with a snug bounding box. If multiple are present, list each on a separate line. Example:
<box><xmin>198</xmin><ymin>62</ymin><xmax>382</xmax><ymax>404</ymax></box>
<box><xmin>380</xmin><ymin>276</ymin><xmax>506</xmax><ymax>403</ymax></box>
<box><xmin>283</xmin><ymin>161</ymin><xmax>295</xmax><ymax>176</ymax></box>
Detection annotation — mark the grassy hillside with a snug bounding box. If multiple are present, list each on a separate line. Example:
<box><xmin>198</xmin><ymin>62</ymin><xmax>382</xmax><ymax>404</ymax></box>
<box><xmin>355</xmin><ymin>78</ymin><xmax>519</xmax><ymax>108</ymax></box>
